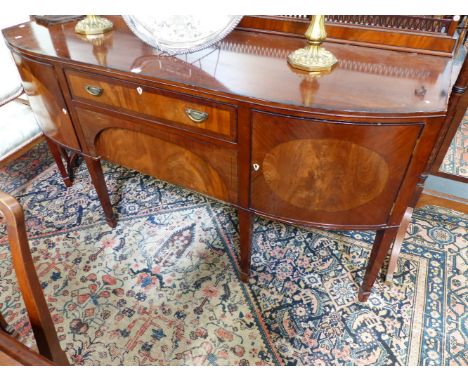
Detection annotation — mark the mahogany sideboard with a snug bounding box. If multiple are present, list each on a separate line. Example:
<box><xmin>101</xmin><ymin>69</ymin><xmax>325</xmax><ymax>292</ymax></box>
<box><xmin>3</xmin><ymin>16</ymin><xmax>464</xmax><ymax>302</ymax></box>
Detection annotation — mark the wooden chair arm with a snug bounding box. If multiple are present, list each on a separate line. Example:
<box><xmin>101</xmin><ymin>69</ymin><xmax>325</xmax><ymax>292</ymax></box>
<box><xmin>0</xmin><ymin>191</ymin><xmax>69</xmax><ymax>365</ymax></box>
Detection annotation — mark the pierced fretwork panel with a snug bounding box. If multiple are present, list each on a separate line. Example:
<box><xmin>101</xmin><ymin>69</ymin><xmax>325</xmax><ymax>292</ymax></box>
<box><xmin>277</xmin><ymin>15</ymin><xmax>457</xmax><ymax>36</ymax></box>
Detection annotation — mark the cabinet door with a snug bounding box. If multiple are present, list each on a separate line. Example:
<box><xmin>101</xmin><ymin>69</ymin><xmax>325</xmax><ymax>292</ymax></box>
<box><xmin>75</xmin><ymin>107</ymin><xmax>238</xmax><ymax>204</ymax></box>
<box><xmin>251</xmin><ymin>111</ymin><xmax>422</xmax><ymax>228</ymax></box>
<box><xmin>12</xmin><ymin>53</ymin><xmax>81</xmax><ymax>150</ymax></box>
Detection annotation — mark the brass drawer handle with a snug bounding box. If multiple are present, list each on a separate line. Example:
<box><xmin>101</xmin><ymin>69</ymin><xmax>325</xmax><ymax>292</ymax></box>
<box><xmin>185</xmin><ymin>108</ymin><xmax>208</xmax><ymax>123</ymax></box>
<box><xmin>85</xmin><ymin>84</ymin><xmax>103</xmax><ymax>97</ymax></box>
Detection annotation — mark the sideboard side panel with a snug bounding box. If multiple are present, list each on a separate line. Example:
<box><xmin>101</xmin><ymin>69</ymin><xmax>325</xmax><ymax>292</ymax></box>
<box><xmin>11</xmin><ymin>53</ymin><xmax>81</xmax><ymax>151</ymax></box>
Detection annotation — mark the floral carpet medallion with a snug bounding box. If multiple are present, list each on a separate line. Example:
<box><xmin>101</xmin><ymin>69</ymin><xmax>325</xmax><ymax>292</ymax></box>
<box><xmin>0</xmin><ymin>143</ymin><xmax>467</xmax><ymax>365</ymax></box>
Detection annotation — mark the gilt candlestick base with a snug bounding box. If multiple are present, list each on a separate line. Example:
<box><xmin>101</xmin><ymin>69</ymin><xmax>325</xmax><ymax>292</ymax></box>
<box><xmin>75</xmin><ymin>15</ymin><xmax>113</xmax><ymax>35</ymax></box>
<box><xmin>287</xmin><ymin>15</ymin><xmax>337</xmax><ymax>73</ymax></box>
<box><xmin>288</xmin><ymin>44</ymin><xmax>337</xmax><ymax>72</ymax></box>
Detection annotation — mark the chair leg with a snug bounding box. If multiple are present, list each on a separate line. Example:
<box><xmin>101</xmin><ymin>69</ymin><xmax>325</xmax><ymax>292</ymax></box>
<box><xmin>0</xmin><ymin>191</ymin><xmax>69</xmax><ymax>365</ymax></box>
<box><xmin>385</xmin><ymin>207</ymin><xmax>414</xmax><ymax>285</ymax></box>
<box><xmin>45</xmin><ymin>138</ymin><xmax>73</xmax><ymax>187</ymax></box>
<box><xmin>239</xmin><ymin>209</ymin><xmax>253</xmax><ymax>283</ymax></box>
<box><xmin>358</xmin><ymin>228</ymin><xmax>399</xmax><ymax>302</ymax></box>
<box><xmin>83</xmin><ymin>156</ymin><xmax>117</xmax><ymax>228</ymax></box>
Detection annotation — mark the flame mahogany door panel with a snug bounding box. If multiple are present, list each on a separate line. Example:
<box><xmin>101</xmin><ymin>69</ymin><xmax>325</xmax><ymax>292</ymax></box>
<box><xmin>74</xmin><ymin>107</ymin><xmax>238</xmax><ymax>204</ymax></box>
<box><xmin>250</xmin><ymin>111</ymin><xmax>423</xmax><ymax>228</ymax></box>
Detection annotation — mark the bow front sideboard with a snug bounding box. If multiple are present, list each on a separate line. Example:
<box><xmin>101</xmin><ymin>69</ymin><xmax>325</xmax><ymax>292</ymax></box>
<box><xmin>3</xmin><ymin>16</ymin><xmax>464</xmax><ymax>302</ymax></box>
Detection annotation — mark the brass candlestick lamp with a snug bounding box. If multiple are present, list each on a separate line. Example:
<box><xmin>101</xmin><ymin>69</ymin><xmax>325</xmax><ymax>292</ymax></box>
<box><xmin>75</xmin><ymin>15</ymin><xmax>113</xmax><ymax>35</ymax></box>
<box><xmin>287</xmin><ymin>15</ymin><xmax>337</xmax><ymax>72</ymax></box>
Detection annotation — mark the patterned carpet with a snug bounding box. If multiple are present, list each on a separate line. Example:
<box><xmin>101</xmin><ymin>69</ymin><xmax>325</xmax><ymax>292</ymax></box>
<box><xmin>0</xmin><ymin>142</ymin><xmax>466</xmax><ymax>366</ymax></box>
<box><xmin>440</xmin><ymin>110</ymin><xmax>468</xmax><ymax>177</ymax></box>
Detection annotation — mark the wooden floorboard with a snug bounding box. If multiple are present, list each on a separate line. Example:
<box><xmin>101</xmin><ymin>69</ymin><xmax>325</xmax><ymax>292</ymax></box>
<box><xmin>417</xmin><ymin>189</ymin><xmax>468</xmax><ymax>214</ymax></box>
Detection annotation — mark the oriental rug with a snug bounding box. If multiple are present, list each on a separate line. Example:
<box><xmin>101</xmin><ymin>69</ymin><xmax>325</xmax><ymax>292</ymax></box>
<box><xmin>440</xmin><ymin>110</ymin><xmax>468</xmax><ymax>178</ymax></box>
<box><xmin>0</xmin><ymin>142</ymin><xmax>466</xmax><ymax>366</ymax></box>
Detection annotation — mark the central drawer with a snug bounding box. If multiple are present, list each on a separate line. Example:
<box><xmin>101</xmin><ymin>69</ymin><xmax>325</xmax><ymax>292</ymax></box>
<box><xmin>65</xmin><ymin>69</ymin><xmax>236</xmax><ymax>142</ymax></box>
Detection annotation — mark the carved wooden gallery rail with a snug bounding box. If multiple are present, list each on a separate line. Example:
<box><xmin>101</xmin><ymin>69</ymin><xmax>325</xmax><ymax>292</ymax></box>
<box><xmin>2</xmin><ymin>16</ymin><xmax>465</xmax><ymax>302</ymax></box>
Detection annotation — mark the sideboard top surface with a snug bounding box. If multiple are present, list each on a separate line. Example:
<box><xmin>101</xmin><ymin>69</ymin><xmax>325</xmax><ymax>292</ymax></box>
<box><xmin>2</xmin><ymin>16</ymin><xmax>458</xmax><ymax>115</ymax></box>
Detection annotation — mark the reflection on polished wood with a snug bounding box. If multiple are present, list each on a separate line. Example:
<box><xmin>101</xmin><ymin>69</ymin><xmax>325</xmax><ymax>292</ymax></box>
<box><xmin>3</xmin><ymin>16</ymin><xmax>453</xmax><ymax>114</ymax></box>
<box><xmin>239</xmin><ymin>15</ymin><xmax>459</xmax><ymax>56</ymax></box>
<box><xmin>3</xmin><ymin>16</ymin><xmax>464</xmax><ymax>302</ymax></box>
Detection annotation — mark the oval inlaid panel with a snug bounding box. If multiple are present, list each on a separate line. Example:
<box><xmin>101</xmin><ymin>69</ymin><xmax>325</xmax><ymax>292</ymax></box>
<box><xmin>262</xmin><ymin>139</ymin><xmax>389</xmax><ymax>212</ymax></box>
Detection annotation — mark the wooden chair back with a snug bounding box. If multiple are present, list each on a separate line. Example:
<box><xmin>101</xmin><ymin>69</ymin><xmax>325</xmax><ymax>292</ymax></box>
<box><xmin>0</xmin><ymin>191</ymin><xmax>68</xmax><ymax>365</ymax></box>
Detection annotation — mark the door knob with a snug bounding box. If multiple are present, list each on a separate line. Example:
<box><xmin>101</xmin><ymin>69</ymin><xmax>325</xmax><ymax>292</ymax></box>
<box><xmin>252</xmin><ymin>163</ymin><xmax>260</xmax><ymax>171</ymax></box>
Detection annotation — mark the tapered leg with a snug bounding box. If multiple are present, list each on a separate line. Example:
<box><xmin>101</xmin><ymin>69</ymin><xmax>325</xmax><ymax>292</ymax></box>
<box><xmin>45</xmin><ymin>138</ymin><xmax>73</xmax><ymax>187</ymax></box>
<box><xmin>239</xmin><ymin>209</ymin><xmax>253</xmax><ymax>283</ymax></box>
<box><xmin>359</xmin><ymin>228</ymin><xmax>399</xmax><ymax>302</ymax></box>
<box><xmin>83</xmin><ymin>156</ymin><xmax>117</xmax><ymax>228</ymax></box>
<box><xmin>385</xmin><ymin>207</ymin><xmax>414</xmax><ymax>285</ymax></box>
